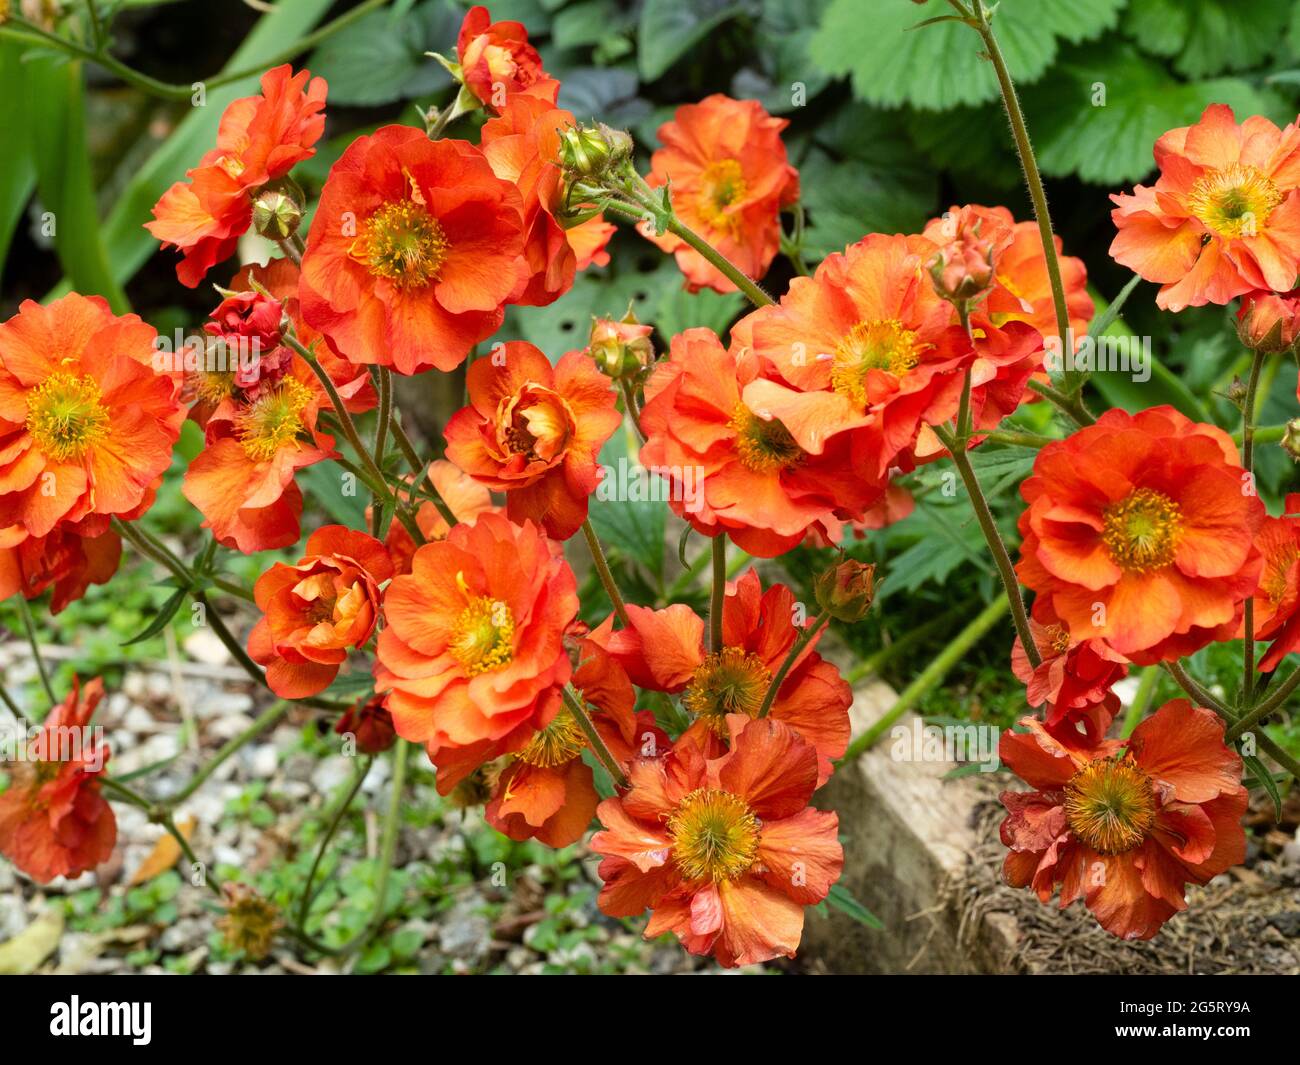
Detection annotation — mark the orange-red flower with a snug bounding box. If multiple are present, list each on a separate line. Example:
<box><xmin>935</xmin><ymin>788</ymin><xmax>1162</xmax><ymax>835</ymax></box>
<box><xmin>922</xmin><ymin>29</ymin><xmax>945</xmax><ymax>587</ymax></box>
<box><xmin>376</xmin><ymin>513</ymin><xmax>578</xmax><ymax>773</ymax></box>
<box><xmin>591</xmin><ymin>716</ymin><xmax>842</xmax><ymax>967</ymax></box>
<box><xmin>455</xmin><ymin>5</ymin><xmax>548</xmax><ymax>113</ymax></box>
<box><xmin>146</xmin><ymin>65</ymin><xmax>327</xmax><ymax>287</ymax></box>
<box><xmin>182</xmin><ymin>261</ymin><xmax>372</xmax><ymax>554</ymax></box>
<box><xmin>335</xmin><ymin>695</ymin><xmax>398</xmax><ymax>755</ymax></box>
<box><xmin>1111</xmin><ymin>104</ymin><xmax>1300</xmax><ymax>312</ymax></box>
<box><xmin>590</xmin><ymin>569</ymin><xmax>851</xmax><ymax>781</ymax></box>
<box><xmin>0</xmin><ymin>677</ymin><xmax>115</xmax><ymax>882</ymax></box>
<box><xmin>480</xmin><ymin>88</ymin><xmax>615</xmax><ymax>306</ymax></box>
<box><xmin>382</xmin><ymin>459</ymin><xmax>497</xmax><ymax>576</ymax></box>
<box><xmin>485</xmin><ymin>641</ymin><xmax>665</xmax><ymax>848</ymax></box>
<box><xmin>1011</xmin><ymin>605</ymin><xmax>1127</xmax><ymax>743</ymax></box>
<box><xmin>639</xmin><ymin>326</ymin><xmax>883</xmax><ymax>556</ymax></box>
<box><xmin>739</xmin><ymin>233</ymin><xmax>984</xmax><ymax>479</ymax></box>
<box><xmin>1016</xmin><ymin>407</ymin><xmax>1264</xmax><ymax>664</ymax></box>
<box><xmin>0</xmin><ymin>294</ymin><xmax>184</xmax><ymax>538</ymax></box>
<box><xmin>641</xmin><ymin>94</ymin><xmax>799</xmax><ymax>294</ymax></box>
<box><xmin>443</xmin><ymin>342</ymin><xmax>620</xmax><ymax>540</ymax></box>
<box><xmin>999</xmin><ymin>699</ymin><xmax>1247</xmax><ymax>940</ymax></box>
<box><xmin>0</xmin><ymin>520</ymin><xmax>120</xmax><ymax>614</ymax></box>
<box><xmin>300</xmin><ymin>126</ymin><xmax>526</xmax><ymax>375</ymax></box>
<box><xmin>248</xmin><ymin>526</ymin><xmax>393</xmax><ymax>698</ymax></box>
<box><xmin>1251</xmin><ymin>494</ymin><xmax>1300</xmax><ymax>672</ymax></box>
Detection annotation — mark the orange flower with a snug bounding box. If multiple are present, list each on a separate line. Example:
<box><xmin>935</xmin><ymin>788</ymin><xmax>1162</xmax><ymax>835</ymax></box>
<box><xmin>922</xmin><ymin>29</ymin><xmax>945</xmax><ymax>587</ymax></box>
<box><xmin>591</xmin><ymin>716</ymin><xmax>842</xmax><ymax>967</ymax></box>
<box><xmin>738</xmin><ymin>234</ymin><xmax>980</xmax><ymax>479</ymax></box>
<box><xmin>1011</xmin><ymin>605</ymin><xmax>1127</xmax><ymax>743</ymax></box>
<box><xmin>0</xmin><ymin>677</ymin><xmax>115</xmax><ymax>882</ymax></box>
<box><xmin>480</xmin><ymin>88</ymin><xmax>615</xmax><ymax>306</ymax></box>
<box><xmin>924</xmin><ymin>203</ymin><xmax>1094</xmax><ymax>342</ymax></box>
<box><xmin>590</xmin><ymin>569</ymin><xmax>851</xmax><ymax>780</ymax></box>
<box><xmin>0</xmin><ymin>520</ymin><xmax>120</xmax><ymax>615</ymax></box>
<box><xmin>382</xmin><ymin>459</ymin><xmax>497</xmax><ymax>576</ymax></box>
<box><xmin>1016</xmin><ymin>407</ymin><xmax>1264</xmax><ymax>664</ymax></box>
<box><xmin>376</xmin><ymin>513</ymin><xmax>578</xmax><ymax>770</ymax></box>
<box><xmin>248</xmin><ymin>526</ymin><xmax>393</xmax><ymax>698</ymax></box>
<box><xmin>1251</xmin><ymin>494</ymin><xmax>1300</xmax><ymax>672</ymax></box>
<box><xmin>999</xmin><ymin>700</ymin><xmax>1246</xmax><ymax>940</ymax></box>
<box><xmin>299</xmin><ymin>126</ymin><xmax>526</xmax><ymax>375</ymax></box>
<box><xmin>443</xmin><ymin>342</ymin><xmax>620</xmax><ymax>539</ymax></box>
<box><xmin>639</xmin><ymin>326</ymin><xmax>883</xmax><ymax>557</ymax></box>
<box><xmin>146</xmin><ymin>65</ymin><xmax>327</xmax><ymax>287</ymax></box>
<box><xmin>485</xmin><ymin>641</ymin><xmax>665</xmax><ymax>848</ymax></box>
<box><xmin>182</xmin><ymin>261</ymin><xmax>373</xmax><ymax>554</ymax></box>
<box><xmin>0</xmin><ymin>294</ymin><xmax>184</xmax><ymax>538</ymax></box>
<box><xmin>1110</xmin><ymin>104</ymin><xmax>1300</xmax><ymax>312</ymax></box>
<box><xmin>456</xmin><ymin>5</ymin><xmax>549</xmax><ymax>113</ymax></box>
<box><xmin>641</xmin><ymin>94</ymin><xmax>799</xmax><ymax>294</ymax></box>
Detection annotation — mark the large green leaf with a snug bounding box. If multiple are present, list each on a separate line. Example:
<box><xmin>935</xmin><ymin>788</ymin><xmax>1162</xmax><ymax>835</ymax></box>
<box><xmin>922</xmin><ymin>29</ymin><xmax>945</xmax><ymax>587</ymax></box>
<box><xmin>26</xmin><ymin>56</ymin><xmax>128</xmax><ymax>312</ymax></box>
<box><xmin>588</xmin><ymin>421</ymin><xmax>667</xmax><ymax>582</ymax></box>
<box><xmin>731</xmin><ymin>0</ymin><xmax>832</xmax><ymax>114</ymax></box>
<box><xmin>45</xmin><ymin>0</ymin><xmax>335</xmax><ymax>301</ymax></box>
<box><xmin>809</xmin><ymin>0</ymin><xmax>1125</xmax><ymax>111</ymax></box>
<box><xmin>637</xmin><ymin>0</ymin><xmax>750</xmax><ymax>82</ymax></box>
<box><xmin>0</xmin><ymin>44</ymin><xmax>37</xmax><ymax>285</ymax></box>
<box><xmin>1022</xmin><ymin>42</ymin><xmax>1291</xmax><ymax>185</ymax></box>
<box><xmin>1124</xmin><ymin>0</ymin><xmax>1292</xmax><ymax>78</ymax></box>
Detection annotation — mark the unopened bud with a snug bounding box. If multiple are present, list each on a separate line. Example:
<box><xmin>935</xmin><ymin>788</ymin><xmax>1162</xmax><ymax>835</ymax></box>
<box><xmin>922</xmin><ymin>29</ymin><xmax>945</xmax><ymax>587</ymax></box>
<box><xmin>814</xmin><ymin>559</ymin><xmax>876</xmax><ymax>623</ymax></box>
<box><xmin>251</xmin><ymin>178</ymin><xmax>304</xmax><ymax>241</ymax></box>
<box><xmin>1236</xmin><ymin>291</ymin><xmax>1300</xmax><ymax>354</ymax></box>
<box><xmin>558</xmin><ymin>123</ymin><xmax>633</xmax><ymax>179</ymax></box>
<box><xmin>589</xmin><ymin>311</ymin><xmax>654</xmax><ymax>379</ymax></box>
<box><xmin>928</xmin><ymin>238</ymin><xmax>994</xmax><ymax>305</ymax></box>
<box><xmin>1282</xmin><ymin>418</ymin><xmax>1300</xmax><ymax>462</ymax></box>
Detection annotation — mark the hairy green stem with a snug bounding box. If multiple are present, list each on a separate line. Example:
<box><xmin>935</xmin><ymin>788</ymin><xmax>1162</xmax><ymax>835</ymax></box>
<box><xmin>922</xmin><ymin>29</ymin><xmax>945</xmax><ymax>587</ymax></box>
<box><xmin>757</xmin><ymin>610</ymin><xmax>829</xmax><ymax>719</ymax></box>
<box><xmin>581</xmin><ymin>518</ymin><xmax>631</xmax><ymax>628</ymax></box>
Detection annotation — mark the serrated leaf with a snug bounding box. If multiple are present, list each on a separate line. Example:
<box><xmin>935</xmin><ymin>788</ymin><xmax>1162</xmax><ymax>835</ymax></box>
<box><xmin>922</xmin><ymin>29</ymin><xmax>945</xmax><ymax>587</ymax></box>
<box><xmin>588</xmin><ymin>423</ymin><xmax>666</xmax><ymax>581</ymax></box>
<box><xmin>1022</xmin><ymin>41</ymin><xmax>1293</xmax><ymax>184</ymax></box>
<box><xmin>730</xmin><ymin>0</ymin><xmax>832</xmax><ymax>114</ymax></box>
<box><xmin>825</xmin><ymin>883</ymin><xmax>883</xmax><ymax>930</ymax></box>
<box><xmin>810</xmin><ymin>0</ymin><xmax>1125</xmax><ymax>111</ymax></box>
<box><xmin>122</xmin><ymin>587</ymin><xmax>188</xmax><ymax>646</ymax></box>
<box><xmin>637</xmin><ymin>0</ymin><xmax>748</xmax><ymax>81</ymax></box>
<box><xmin>1124</xmin><ymin>0</ymin><xmax>1291</xmax><ymax>78</ymax></box>
<box><xmin>799</xmin><ymin>149</ymin><xmax>935</xmax><ymax>260</ymax></box>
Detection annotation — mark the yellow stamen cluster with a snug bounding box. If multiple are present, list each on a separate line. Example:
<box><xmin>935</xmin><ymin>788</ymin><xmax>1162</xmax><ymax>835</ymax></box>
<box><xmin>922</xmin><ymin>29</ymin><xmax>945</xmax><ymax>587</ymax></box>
<box><xmin>1064</xmin><ymin>757</ymin><xmax>1157</xmax><ymax>855</ymax></box>
<box><xmin>450</xmin><ymin>592</ymin><xmax>516</xmax><ymax>676</ymax></box>
<box><xmin>729</xmin><ymin>404</ymin><xmax>803</xmax><ymax>474</ymax></box>
<box><xmin>1187</xmin><ymin>163</ymin><xmax>1282</xmax><ymax>239</ymax></box>
<box><xmin>830</xmin><ymin>319</ymin><xmax>924</xmax><ymax>408</ymax></box>
<box><xmin>1101</xmin><ymin>487</ymin><xmax>1184</xmax><ymax>573</ymax></box>
<box><xmin>695</xmin><ymin>159</ymin><xmax>747</xmax><ymax>234</ymax></box>
<box><xmin>515</xmin><ymin>708</ymin><xmax>587</xmax><ymax>768</ymax></box>
<box><xmin>357</xmin><ymin>199</ymin><xmax>450</xmax><ymax>289</ymax></box>
<box><xmin>668</xmin><ymin>788</ymin><xmax>761</xmax><ymax>882</ymax></box>
<box><xmin>25</xmin><ymin>371</ymin><xmax>111</xmax><ymax>461</ymax></box>
<box><xmin>1262</xmin><ymin>542</ymin><xmax>1300</xmax><ymax>606</ymax></box>
<box><xmin>682</xmin><ymin>646</ymin><xmax>772</xmax><ymax>733</ymax></box>
<box><xmin>236</xmin><ymin>377</ymin><xmax>312</xmax><ymax>462</ymax></box>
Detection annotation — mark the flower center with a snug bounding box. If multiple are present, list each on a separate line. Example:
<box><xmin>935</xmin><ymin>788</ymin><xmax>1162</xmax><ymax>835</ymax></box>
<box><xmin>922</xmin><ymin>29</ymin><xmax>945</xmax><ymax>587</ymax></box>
<box><xmin>1064</xmin><ymin>757</ymin><xmax>1157</xmax><ymax>855</ymax></box>
<box><xmin>728</xmin><ymin>404</ymin><xmax>802</xmax><ymax>474</ymax></box>
<box><xmin>25</xmin><ymin>372</ymin><xmax>111</xmax><ymax>461</ymax></box>
<box><xmin>501</xmin><ymin>387</ymin><xmax>573</xmax><ymax>463</ymax></box>
<box><xmin>830</xmin><ymin>319</ymin><xmax>924</xmax><ymax>408</ymax></box>
<box><xmin>515</xmin><ymin>707</ymin><xmax>587</xmax><ymax>768</ymax></box>
<box><xmin>696</xmin><ymin>159</ymin><xmax>747</xmax><ymax>233</ymax></box>
<box><xmin>358</xmin><ymin>199</ymin><xmax>450</xmax><ymax>289</ymax></box>
<box><xmin>1042</xmin><ymin>623</ymin><xmax>1071</xmax><ymax>657</ymax></box>
<box><xmin>1187</xmin><ymin>163</ymin><xmax>1282</xmax><ymax>239</ymax></box>
<box><xmin>236</xmin><ymin>377</ymin><xmax>313</xmax><ymax>461</ymax></box>
<box><xmin>1101</xmin><ymin>487</ymin><xmax>1184</xmax><ymax>572</ymax></box>
<box><xmin>1262</xmin><ymin>541</ymin><xmax>1299</xmax><ymax>606</ymax></box>
<box><xmin>682</xmin><ymin>647</ymin><xmax>772</xmax><ymax>734</ymax></box>
<box><xmin>667</xmin><ymin>787</ymin><xmax>760</xmax><ymax>882</ymax></box>
<box><xmin>450</xmin><ymin>591</ymin><xmax>515</xmax><ymax>676</ymax></box>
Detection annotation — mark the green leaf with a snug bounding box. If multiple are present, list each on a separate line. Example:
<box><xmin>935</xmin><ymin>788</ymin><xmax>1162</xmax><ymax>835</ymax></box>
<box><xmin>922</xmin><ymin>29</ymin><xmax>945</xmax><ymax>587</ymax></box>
<box><xmin>588</xmin><ymin>423</ymin><xmax>667</xmax><ymax>581</ymax></box>
<box><xmin>825</xmin><ymin>883</ymin><xmax>883</xmax><ymax>930</ymax></box>
<box><xmin>307</xmin><ymin>0</ymin><xmax>455</xmax><ymax>106</ymax></box>
<box><xmin>730</xmin><ymin>0</ymin><xmax>832</xmax><ymax>114</ymax></box>
<box><xmin>0</xmin><ymin>43</ymin><xmax>37</xmax><ymax>284</ymax></box>
<box><xmin>809</xmin><ymin>0</ymin><xmax>1124</xmax><ymax>111</ymax></box>
<box><xmin>799</xmin><ymin>150</ymin><xmax>934</xmax><ymax>261</ymax></box>
<box><xmin>45</xmin><ymin>0</ymin><xmax>336</xmax><ymax>301</ymax></box>
<box><xmin>26</xmin><ymin>56</ymin><xmax>128</xmax><ymax>312</ymax></box>
<box><xmin>121</xmin><ymin>587</ymin><xmax>188</xmax><ymax>646</ymax></box>
<box><xmin>1022</xmin><ymin>42</ymin><xmax>1292</xmax><ymax>185</ymax></box>
<box><xmin>637</xmin><ymin>0</ymin><xmax>749</xmax><ymax>81</ymax></box>
<box><xmin>1242</xmin><ymin>752</ymin><xmax>1282</xmax><ymax>821</ymax></box>
<box><xmin>301</xmin><ymin>461</ymin><xmax>369</xmax><ymax>528</ymax></box>
<box><xmin>1124</xmin><ymin>0</ymin><xmax>1292</xmax><ymax>78</ymax></box>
